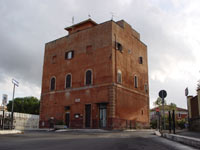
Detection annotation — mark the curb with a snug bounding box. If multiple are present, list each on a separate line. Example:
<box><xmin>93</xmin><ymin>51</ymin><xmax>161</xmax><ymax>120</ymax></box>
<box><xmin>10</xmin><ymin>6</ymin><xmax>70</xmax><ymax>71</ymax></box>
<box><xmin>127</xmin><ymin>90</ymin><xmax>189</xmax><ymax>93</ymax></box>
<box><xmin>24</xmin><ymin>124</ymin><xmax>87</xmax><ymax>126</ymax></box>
<box><xmin>154</xmin><ymin>130</ymin><xmax>161</xmax><ymax>136</ymax></box>
<box><xmin>162</xmin><ymin>133</ymin><xmax>200</xmax><ymax>149</ymax></box>
<box><xmin>0</xmin><ymin>130</ymin><xmax>22</xmax><ymax>135</ymax></box>
<box><xmin>55</xmin><ymin>129</ymin><xmax>110</xmax><ymax>133</ymax></box>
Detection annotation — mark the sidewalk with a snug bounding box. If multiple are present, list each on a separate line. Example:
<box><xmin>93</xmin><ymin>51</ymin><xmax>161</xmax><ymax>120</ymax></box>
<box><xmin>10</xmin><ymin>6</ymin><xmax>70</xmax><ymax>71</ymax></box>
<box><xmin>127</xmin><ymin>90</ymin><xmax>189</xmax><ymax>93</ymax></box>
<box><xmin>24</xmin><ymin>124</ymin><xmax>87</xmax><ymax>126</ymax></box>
<box><xmin>155</xmin><ymin>130</ymin><xmax>200</xmax><ymax>149</ymax></box>
<box><xmin>176</xmin><ymin>130</ymin><xmax>200</xmax><ymax>139</ymax></box>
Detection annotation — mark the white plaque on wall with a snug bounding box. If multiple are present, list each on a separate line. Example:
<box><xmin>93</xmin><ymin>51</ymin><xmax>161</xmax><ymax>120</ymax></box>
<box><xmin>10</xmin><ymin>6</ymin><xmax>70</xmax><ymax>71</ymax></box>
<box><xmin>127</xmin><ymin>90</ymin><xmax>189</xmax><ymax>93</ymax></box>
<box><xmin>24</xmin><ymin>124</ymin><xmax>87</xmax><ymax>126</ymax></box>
<box><xmin>75</xmin><ymin>98</ymin><xmax>80</xmax><ymax>103</ymax></box>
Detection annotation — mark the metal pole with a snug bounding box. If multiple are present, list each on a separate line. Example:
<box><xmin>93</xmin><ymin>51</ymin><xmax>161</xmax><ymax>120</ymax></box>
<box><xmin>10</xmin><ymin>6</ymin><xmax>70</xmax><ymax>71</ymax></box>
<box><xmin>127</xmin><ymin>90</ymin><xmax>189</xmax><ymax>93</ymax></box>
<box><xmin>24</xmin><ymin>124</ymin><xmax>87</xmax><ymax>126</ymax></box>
<box><xmin>162</xmin><ymin>97</ymin><xmax>165</xmax><ymax>130</ymax></box>
<box><xmin>2</xmin><ymin>106</ymin><xmax>5</xmax><ymax>130</ymax></box>
<box><xmin>172</xmin><ymin>109</ymin><xmax>176</xmax><ymax>134</ymax></box>
<box><xmin>168</xmin><ymin>111</ymin><xmax>171</xmax><ymax>133</ymax></box>
<box><xmin>11</xmin><ymin>84</ymin><xmax>15</xmax><ymax>130</ymax></box>
<box><xmin>186</xmin><ymin>96</ymin><xmax>190</xmax><ymax>129</ymax></box>
<box><xmin>157</xmin><ymin>112</ymin><xmax>159</xmax><ymax>130</ymax></box>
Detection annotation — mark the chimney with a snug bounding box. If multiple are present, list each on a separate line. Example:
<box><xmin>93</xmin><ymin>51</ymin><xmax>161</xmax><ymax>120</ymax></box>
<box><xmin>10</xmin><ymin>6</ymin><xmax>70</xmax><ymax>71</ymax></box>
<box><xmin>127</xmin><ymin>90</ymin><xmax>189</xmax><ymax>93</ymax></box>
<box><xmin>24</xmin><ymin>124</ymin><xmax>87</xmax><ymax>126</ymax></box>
<box><xmin>187</xmin><ymin>96</ymin><xmax>193</xmax><ymax>119</ymax></box>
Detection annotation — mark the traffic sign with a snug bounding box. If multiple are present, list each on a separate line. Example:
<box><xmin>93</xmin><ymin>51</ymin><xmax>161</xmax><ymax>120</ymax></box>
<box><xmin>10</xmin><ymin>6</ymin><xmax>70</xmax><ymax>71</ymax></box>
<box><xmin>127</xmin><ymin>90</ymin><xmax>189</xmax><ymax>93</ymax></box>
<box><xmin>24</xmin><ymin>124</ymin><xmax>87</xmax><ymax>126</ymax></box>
<box><xmin>12</xmin><ymin>79</ymin><xmax>19</xmax><ymax>87</ymax></box>
<box><xmin>2</xmin><ymin>94</ymin><xmax>8</xmax><ymax>106</ymax></box>
<box><xmin>159</xmin><ymin>90</ymin><xmax>167</xmax><ymax>99</ymax></box>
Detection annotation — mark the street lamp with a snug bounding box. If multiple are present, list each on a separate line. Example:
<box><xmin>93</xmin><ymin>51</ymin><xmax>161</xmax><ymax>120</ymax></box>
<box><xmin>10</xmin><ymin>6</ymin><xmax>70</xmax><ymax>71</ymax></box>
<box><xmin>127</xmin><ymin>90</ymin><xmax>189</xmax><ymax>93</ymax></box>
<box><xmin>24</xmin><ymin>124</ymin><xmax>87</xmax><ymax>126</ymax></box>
<box><xmin>11</xmin><ymin>79</ymin><xmax>19</xmax><ymax>130</ymax></box>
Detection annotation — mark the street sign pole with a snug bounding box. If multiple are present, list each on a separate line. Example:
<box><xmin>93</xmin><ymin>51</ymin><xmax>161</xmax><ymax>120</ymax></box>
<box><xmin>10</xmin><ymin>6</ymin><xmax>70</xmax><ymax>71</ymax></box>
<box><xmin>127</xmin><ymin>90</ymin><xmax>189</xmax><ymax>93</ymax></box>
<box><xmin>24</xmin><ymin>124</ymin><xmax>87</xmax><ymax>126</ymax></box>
<box><xmin>185</xmin><ymin>87</ymin><xmax>189</xmax><ymax>128</ymax></box>
<box><xmin>159</xmin><ymin>90</ymin><xmax>167</xmax><ymax>131</ymax></box>
<box><xmin>11</xmin><ymin>79</ymin><xmax>19</xmax><ymax>130</ymax></box>
<box><xmin>162</xmin><ymin>96</ymin><xmax>165</xmax><ymax>130</ymax></box>
<box><xmin>11</xmin><ymin>83</ymin><xmax>15</xmax><ymax>130</ymax></box>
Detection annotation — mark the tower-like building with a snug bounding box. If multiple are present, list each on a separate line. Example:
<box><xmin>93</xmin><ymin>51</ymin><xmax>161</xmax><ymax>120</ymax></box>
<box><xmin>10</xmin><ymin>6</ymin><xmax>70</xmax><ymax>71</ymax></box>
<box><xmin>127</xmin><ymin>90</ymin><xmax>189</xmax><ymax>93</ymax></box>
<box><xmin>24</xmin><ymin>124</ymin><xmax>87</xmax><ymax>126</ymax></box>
<box><xmin>40</xmin><ymin>19</ymin><xmax>149</xmax><ymax>129</ymax></box>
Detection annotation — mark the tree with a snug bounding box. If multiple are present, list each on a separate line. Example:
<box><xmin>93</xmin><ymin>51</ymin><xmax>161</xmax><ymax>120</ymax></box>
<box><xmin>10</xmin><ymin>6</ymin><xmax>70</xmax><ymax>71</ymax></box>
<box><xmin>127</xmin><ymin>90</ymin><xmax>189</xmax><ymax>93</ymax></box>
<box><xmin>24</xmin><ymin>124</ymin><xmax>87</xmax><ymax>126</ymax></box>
<box><xmin>169</xmin><ymin>102</ymin><xmax>177</xmax><ymax>110</ymax></box>
<box><xmin>154</xmin><ymin>97</ymin><xmax>166</xmax><ymax>106</ymax></box>
<box><xmin>7</xmin><ymin>96</ymin><xmax>40</xmax><ymax>115</ymax></box>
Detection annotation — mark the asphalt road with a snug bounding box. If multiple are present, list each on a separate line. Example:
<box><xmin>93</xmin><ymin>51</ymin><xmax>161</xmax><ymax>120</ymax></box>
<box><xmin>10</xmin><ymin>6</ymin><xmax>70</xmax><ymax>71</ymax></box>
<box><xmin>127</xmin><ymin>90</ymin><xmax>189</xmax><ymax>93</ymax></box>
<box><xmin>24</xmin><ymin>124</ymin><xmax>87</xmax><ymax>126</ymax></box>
<box><xmin>0</xmin><ymin>130</ymin><xmax>197</xmax><ymax>150</ymax></box>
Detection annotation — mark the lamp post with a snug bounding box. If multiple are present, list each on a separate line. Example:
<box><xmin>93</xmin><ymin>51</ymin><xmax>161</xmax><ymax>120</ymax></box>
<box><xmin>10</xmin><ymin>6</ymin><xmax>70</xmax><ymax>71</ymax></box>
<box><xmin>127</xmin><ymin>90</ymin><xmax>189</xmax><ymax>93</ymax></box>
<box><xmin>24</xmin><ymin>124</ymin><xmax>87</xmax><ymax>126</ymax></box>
<box><xmin>11</xmin><ymin>79</ymin><xmax>19</xmax><ymax>130</ymax></box>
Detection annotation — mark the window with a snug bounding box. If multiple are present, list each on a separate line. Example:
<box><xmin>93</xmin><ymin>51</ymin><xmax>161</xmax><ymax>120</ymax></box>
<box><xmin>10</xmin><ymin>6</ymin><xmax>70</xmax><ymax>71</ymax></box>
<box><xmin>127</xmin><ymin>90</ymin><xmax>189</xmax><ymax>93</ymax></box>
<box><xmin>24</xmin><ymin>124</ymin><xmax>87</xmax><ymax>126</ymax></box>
<box><xmin>141</xmin><ymin>110</ymin><xmax>144</xmax><ymax>115</ymax></box>
<box><xmin>178</xmin><ymin>113</ymin><xmax>181</xmax><ymax>118</ymax></box>
<box><xmin>139</xmin><ymin>57</ymin><xmax>143</xmax><ymax>64</ymax></box>
<box><xmin>85</xmin><ymin>70</ymin><xmax>92</xmax><ymax>85</ymax></box>
<box><xmin>144</xmin><ymin>84</ymin><xmax>148</xmax><ymax>93</ymax></box>
<box><xmin>117</xmin><ymin>70</ymin><xmax>122</xmax><ymax>83</ymax></box>
<box><xmin>52</xmin><ymin>55</ymin><xmax>57</xmax><ymax>64</ymax></box>
<box><xmin>50</xmin><ymin>77</ymin><xmax>56</xmax><ymax>91</ymax></box>
<box><xmin>86</xmin><ymin>45</ymin><xmax>93</xmax><ymax>55</ymax></box>
<box><xmin>65</xmin><ymin>51</ymin><xmax>74</xmax><ymax>60</ymax></box>
<box><xmin>116</xmin><ymin>42</ymin><xmax>123</xmax><ymax>52</ymax></box>
<box><xmin>66</xmin><ymin>74</ymin><xmax>72</xmax><ymax>88</ymax></box>
<box><xmin>134</xmin><ymin>75</ymin><xmax>138</xmax><ymax>88</ymax></box>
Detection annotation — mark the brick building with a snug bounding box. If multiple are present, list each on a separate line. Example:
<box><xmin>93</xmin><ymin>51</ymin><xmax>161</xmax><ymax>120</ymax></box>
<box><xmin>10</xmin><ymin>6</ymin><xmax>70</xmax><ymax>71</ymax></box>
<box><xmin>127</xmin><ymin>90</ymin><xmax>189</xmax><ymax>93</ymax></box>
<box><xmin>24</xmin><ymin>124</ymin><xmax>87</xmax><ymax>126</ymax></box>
<box><xmin>150</xmin><ymin>106</ymin><xmax>188</xmax><ymax>121</ymax></box>
<box><xmin>187</xmin><ymin>88</ymin><xmax>200</xmax><ymax>131</ymax></box>
<box><xmin>39</xmin><ymin>19</ymin><xmax>149</xmax><ymax>129</ymax></box>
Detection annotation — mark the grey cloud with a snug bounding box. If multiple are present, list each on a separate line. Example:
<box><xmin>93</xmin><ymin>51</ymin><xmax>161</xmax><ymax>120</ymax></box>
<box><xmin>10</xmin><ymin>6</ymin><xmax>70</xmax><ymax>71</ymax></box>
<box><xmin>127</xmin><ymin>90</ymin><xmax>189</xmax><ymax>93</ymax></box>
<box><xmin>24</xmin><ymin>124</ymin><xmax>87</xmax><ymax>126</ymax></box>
<box><xmin>0</xmin><ymin>0</ymin><xmax>198</xmax><ymax>107</ymax></box>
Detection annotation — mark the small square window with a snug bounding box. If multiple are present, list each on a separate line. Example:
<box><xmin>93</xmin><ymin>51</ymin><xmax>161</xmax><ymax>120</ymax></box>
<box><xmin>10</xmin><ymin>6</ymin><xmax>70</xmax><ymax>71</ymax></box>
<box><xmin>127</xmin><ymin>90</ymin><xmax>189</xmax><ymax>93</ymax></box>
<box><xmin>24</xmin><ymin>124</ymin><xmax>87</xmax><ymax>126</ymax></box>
<box><xmin>65</xmin><ymin>51</ymin><xmax>74</xmax><ymax>60</ymax></box>
<box><xmin>52</xmin><ymin>55</ymin><xmax>57</xmax><ymax>64</ymax></box>
<box><xmin>86</xmin><ymin>45</ymin><xmax>93</xmax><ymax>55</ymax></box>
<box><xmin>144</xmin><ymin>84</ymin><xmax>148</xmax><ymax>93</ymax></box>
<box><xmin>116</xmin><ymin>42</ymin><xmax>123</xmax><ymax>52</ymax></box>
<box><xmin>139</xmin><ymin>57</ymin><xmax>143</xmax><ymax>64</ymax></box>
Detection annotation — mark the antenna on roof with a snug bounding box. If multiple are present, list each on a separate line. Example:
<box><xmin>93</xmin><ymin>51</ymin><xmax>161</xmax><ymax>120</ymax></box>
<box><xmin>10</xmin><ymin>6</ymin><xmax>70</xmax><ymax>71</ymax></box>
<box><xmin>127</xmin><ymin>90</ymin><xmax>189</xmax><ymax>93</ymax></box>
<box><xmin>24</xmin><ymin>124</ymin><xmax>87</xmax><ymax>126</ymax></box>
<box><xmin>88</xmin><ymin>14</ymin><xmax>91</xmax><ymax>19</ymax></box>
<box><xmin>72</xmin><ymin>16</ymin><xmax>74</xmax><ymax>25</ymax></box>
<box><xmin>110</xmin><ymin>12</ymin><xmax>115</xmax><ymax>20</ymax></box>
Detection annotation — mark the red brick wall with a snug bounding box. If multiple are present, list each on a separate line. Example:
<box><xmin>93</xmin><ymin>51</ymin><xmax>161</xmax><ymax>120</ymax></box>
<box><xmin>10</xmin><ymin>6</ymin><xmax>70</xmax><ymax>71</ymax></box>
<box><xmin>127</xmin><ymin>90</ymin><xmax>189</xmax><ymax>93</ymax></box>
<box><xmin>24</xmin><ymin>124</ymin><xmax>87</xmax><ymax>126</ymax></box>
<box><xmin>190</xmin><ymin>96</ymin><xmax>199</xmax><ymax>118</ymax></box>
<box><xmin>111</xmin><ymin>21</ymin><xmax>149</xmax><ymax>126</ymax></box>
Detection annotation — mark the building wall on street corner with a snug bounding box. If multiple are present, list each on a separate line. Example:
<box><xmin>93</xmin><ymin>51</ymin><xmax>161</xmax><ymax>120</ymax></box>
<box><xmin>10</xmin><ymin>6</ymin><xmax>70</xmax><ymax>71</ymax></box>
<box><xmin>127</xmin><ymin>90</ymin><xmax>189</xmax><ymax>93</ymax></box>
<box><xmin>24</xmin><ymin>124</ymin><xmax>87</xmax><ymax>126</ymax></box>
<box><xmin>110</xmin><ymin>21</ymin><xmax>149</xmax><ymax>128</ymax></box>
<box><xmin>40</xmin><ymin>21</ymin><xmax>113</xmax><ymax>128</ymax></box>
<box><xmin>40</xmin><ymin>19</ymin><xmax>149</xmax><ymax>129</ymax></box>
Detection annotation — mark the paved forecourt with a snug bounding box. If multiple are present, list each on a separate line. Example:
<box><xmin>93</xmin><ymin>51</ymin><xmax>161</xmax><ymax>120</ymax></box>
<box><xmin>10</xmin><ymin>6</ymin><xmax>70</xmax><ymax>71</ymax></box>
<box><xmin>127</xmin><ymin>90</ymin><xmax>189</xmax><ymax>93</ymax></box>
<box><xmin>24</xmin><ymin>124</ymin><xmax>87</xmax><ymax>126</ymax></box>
<box><xmin>0</xmin><ymin>130</ymin><xmax>197</xmax><ymax>150</ymax></box>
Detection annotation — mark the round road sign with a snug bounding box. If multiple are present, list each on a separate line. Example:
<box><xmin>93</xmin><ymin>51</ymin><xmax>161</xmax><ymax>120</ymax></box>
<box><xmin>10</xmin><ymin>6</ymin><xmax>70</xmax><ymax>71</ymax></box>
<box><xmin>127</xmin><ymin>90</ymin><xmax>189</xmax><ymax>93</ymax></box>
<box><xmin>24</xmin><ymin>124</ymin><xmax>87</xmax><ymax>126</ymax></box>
<box><xmin>159</xmin><ymin>90</ymin><xmax>167</xmax><ymax>99</ymax></box>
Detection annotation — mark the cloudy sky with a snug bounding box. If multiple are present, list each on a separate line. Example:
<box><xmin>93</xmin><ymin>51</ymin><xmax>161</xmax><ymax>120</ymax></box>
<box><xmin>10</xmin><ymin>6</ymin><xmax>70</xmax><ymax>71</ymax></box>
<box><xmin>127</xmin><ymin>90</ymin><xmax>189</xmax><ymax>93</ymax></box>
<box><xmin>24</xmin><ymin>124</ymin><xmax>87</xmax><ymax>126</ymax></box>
<box><xmin>0</xmin><ymin>0</ymin><xmax>200</xmax><ymax>109</ymax></box>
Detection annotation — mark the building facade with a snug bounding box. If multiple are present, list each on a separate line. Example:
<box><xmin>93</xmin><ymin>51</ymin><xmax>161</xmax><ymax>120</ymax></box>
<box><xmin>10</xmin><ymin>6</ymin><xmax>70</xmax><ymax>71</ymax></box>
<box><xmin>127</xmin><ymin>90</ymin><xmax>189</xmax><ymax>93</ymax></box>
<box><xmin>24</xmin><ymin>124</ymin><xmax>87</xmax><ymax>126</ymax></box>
<box><xmin>187</xmin><ymin>88</ymin><xmax>200</xmax><ymax>131</ymax></box>
<box><xmin>150</xmin><ymin>106</ymin><xmax>188</xmax><ymax>122</ymax></box>
<box><xmin>39</xmin><ymin>19</ymin><xmax>149</xmax><ymax>129</ymax></box>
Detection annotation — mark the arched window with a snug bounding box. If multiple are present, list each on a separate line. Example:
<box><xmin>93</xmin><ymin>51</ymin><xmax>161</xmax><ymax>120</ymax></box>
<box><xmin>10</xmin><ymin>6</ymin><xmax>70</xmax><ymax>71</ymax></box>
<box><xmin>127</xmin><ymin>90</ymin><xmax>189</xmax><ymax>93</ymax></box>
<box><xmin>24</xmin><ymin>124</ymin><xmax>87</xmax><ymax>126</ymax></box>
<box><xmin>85</xmin><ymin>70</ymin><xmax>92</xmax><ymax>85</ymax></box>
<box><xmin>117</xmin><ymin>70</ymin><xmax>122</xmax><ymax>83</ymax></box>
<box><xmin>66</xmin><ymin>74</ymin><xmax>72</xmax><ymax>88</ymax></box>
<box><xmin>134</xmin><ymin>75</ymin><xmax>138</xmax><ymax>88</ymax></box>
<box><xmin>50</xmin><ymin>77</ymin><xmax>56</xmax><ymax>91</ymax></box>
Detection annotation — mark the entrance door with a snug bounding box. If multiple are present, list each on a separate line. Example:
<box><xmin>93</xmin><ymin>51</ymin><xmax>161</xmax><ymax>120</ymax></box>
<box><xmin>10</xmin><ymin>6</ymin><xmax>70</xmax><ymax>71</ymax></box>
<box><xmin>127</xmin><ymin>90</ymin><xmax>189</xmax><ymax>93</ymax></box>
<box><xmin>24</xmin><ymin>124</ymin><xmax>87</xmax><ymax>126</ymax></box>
<box><xmin>99</xmin><ymin>104</ymin><xmax>107</xmax><ymax>128</ymax></box>
<box><xmin>65</xmin><ymin>112</ymin><xmax>70</xmax><ymax>128</ymax></box>
<box><xmin>85</xmin><ymin>104</ymin><xmax>91</xmax><ymax>128</ymax></box>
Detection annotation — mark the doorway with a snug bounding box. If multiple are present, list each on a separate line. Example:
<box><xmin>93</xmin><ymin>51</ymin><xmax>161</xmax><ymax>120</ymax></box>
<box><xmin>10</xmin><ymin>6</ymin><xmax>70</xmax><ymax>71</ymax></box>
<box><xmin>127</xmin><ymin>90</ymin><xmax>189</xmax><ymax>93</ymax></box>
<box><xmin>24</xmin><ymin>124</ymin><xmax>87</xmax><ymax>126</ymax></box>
<box><xmin>65</xmin><ymin>112</ymin><xmax>70</xmax><ymax>128</ymax></box>
<box><xmin>85</xmin><ymin>104</ymin><xmax>91</xmax><ymax>128</ymax></box>
<box><xmin>99</xmin><ymin>104</ymin><xmax>107</xmax><ymax>128</ymax></box>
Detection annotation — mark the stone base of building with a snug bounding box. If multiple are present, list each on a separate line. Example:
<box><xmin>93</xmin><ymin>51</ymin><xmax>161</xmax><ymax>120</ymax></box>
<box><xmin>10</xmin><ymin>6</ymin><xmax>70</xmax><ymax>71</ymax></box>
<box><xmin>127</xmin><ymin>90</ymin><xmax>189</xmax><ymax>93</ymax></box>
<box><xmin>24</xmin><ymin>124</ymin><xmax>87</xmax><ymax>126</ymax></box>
<box><xmin>39</xmin><ymin>118</ymin><xmax>149</xmax><ymax>130</ymax></box>
<box><xmin>189</xmin><ymin>117</ymin><xmax>200</xmax><ymax>132</ymax></box>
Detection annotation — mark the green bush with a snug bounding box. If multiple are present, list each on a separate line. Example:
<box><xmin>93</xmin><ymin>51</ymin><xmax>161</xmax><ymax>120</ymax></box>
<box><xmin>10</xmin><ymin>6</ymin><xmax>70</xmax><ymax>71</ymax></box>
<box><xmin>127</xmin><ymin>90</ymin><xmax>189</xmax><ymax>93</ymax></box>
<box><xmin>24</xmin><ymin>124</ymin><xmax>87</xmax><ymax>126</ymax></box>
<box><xmin>177</xmin><ymin>119</ymin><xmax>186</xmax><ymax>129</ymax></box>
